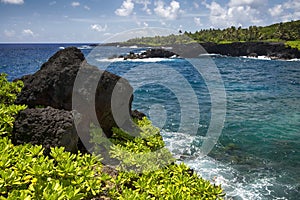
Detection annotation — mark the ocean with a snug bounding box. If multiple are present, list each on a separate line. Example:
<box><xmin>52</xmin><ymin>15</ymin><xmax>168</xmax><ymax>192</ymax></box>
<box><xmin>0</xmin><ymin>43</ymin><xmax>299</xmax><ymax>199</ymax></box>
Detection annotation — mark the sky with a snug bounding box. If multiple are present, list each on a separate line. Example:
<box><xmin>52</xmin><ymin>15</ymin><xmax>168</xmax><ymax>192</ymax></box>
<box><xmin>0</xmin><ymin>0</ymin><xmax>299</xmax><ymax>43</ymax></box>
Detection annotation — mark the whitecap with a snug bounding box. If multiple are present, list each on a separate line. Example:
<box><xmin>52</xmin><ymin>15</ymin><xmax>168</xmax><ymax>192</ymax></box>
<box><xmin>78</xmin><ymin>45</ymin><xmax>93</xmax><ymax>50</ymax></box>
<box><xmin>287</xmin><ymin>58</ymin><xmax>300</xmax><ymax>62</ymax></box>
<box><xmin>161</xmin><ymin>130</ymin><xmax>293</xmax><ymax>200</ymax></box>
<box><xmin>241</xmin><ymin>56</ymin><xmax>272</xmax><ymax>60</ymax></box>
<box><xmin>96</xmin><ymin>57</ymin><xmax>176</xmax><ymax>63</ymax></box>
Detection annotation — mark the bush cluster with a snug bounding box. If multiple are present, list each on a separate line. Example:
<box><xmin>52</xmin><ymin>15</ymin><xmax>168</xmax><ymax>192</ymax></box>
<box><xmin>0</xmin><ymin>74</ymin><xmax>26</xmax><ymax>137</ymax></box>
<box><xmin>0</xmin><ymin>73</ymin><xmax>225</xmax><ymax>199</ymax></box>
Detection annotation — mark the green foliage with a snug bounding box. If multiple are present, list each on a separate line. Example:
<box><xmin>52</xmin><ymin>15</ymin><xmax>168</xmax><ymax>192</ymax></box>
<box><xmin>106</xmin><ymin>118</ymin><xmax>225</xmax><ymax>199</ymax></box>
<box><xmin>0</xmin><ymin>73</ymin><xmax>225</xmax><ymax>199</ymax></box>
<box><xmin>110</xmin><ymin>163</ymin><xmax>224</xmax><ymax>199</ymax></box>
<box><xmin>0</xmin><ymin>104</ymin><xmax>26</xmax><ymax>136</ymax></box>
<box><xmin>0</xmin><ymin>73</ymin><xmax>26</xmax><ymax>137</ymax></box>
<box><xmin>124</xmin><ymin>34</ymin><xmax>196</xmax><ymax>46</ymax></box>
<box><xmin>0</xmin><ymin>74</ymin><xmax>24</xmax><ymax>105</ymax></box>
<box><xmin>89</xmin><ymin>118</ymin><xmax>175</xmax><ymax>172</ymax></box>
<box><xmin>0</xmin><ymin>74</ymin><xmax>111</xmax><ymax>199</ymax></box>
<box><xmin>109</xmin><ymin>117</ymin><xmax>175</xmax><ymax>172</ymax></box>
<box><xmin>122</xmin><ymin>20</ymin><xmax>300</xmax><ymax>45</ymax></box>
<box><xmin>0</xmin><ymin>138</ymin><xmax>110</xmax><ymax>199</ymax></box>
<box><xmin>285</xmin><ymin>40</ymin><xmax>300</xmax><ymax>50</ymax></box>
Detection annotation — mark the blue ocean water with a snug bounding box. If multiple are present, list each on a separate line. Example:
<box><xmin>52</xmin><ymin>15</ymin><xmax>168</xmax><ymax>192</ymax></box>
<box><xmin>0</xmin><ymin>44</ymin><xmax>299</xmax><ymax>199</ymax></box>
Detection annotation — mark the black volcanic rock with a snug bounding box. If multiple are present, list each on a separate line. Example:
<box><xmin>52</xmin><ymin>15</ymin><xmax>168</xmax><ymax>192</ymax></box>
<box><xmin>15</xmin><ymin>47</ymin><xmax>84</xmax><ymax>110</ymax></box>
<box><xmin>131</xmin><ymin>109</ymin><xmax>146</xmax><ymax>120</ymax></box>
<box><xmin>119</xmin><ymin>48</ymin><xmax>178</xmax><ymax>60</ymax></box>
<box><xmin>14</xmin><ymin>47</ymin><xmax>135</xmax><ymax>140</ymax></box>
<box><xmin>12</xmin><ymin>106</ymin><xmax>78</xmax><ymax>154</ymax></box>
<box><xmin>201</xmin><ymin>42</ymin><xmax>300</xmax><ymax>59</ymax></box>
<box><xmin>104</xmin><ymin>41</ymin><xmax>300</xmax><ymax>59</ymax></box>
<box><xmin>141</xmin><ymin>48</ymin><xmax>177</xmax><ymax>58</ymax></box>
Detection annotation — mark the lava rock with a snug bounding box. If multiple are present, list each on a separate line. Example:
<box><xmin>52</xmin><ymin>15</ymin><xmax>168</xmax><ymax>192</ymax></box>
<box><xmin>15</xmin><ymin>47</ymin><xmax>84</xmax><ymax>110</ymax></box>
<box><xmin>141</xmin><ymin>48</ymin><xmax>177</xmax><ymax>58</ymax></box>
<box><xmin>201</xmin><ymin>42</ymin><xmax>300</xmax><ymax>59</ymax></box>
<box><xmin>15</xmin><ymin>47</ymin><xmax>134</xmax><ymax>138</ymax></box>
<box><xmin>131</xmin><ymin>109</ymin><xmax>146</xmax><ymax>120</ymax></box>
<box><xmin>12</xmin><ymin>106</ymin><xmax>78</xmax><ymax>153</ymax></box>
<box><xmin>120</xmin><ymin>48</ymin><xmax>178</xmax><ymax>60</ymax></box>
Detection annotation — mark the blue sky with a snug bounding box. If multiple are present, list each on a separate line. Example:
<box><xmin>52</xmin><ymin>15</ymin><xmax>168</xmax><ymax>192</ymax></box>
<box><xmin>1</xmin><ymin>0</ymin><xmax>299</xmax><ymax>43</ymax></box>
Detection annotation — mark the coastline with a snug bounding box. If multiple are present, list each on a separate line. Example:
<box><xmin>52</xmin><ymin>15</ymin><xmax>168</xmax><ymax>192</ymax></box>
<box><xmin>99</xmin><ymin>41</ymin><xmax>300</xmax><ymax>60</ymax></box>
<box><xmin>1</xmin><ymin>47</ymin><xmax>225</xmax><ymax>199</ymax></box>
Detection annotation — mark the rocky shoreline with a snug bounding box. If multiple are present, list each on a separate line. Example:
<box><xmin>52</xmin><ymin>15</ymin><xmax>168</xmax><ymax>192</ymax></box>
<box><xmin>202</xmin><ymin>42</ymin><xmax>300</xmax><ymax>60</ymax></box>
<box><xmin>110</xmin><ymin>48</ymin><xmax>178</xmax><ymax>60</ymax></box>
<box><xmin>100</xmin><ymin>41</ymin><xmax>300</xmax><ymax>60</ymax></box>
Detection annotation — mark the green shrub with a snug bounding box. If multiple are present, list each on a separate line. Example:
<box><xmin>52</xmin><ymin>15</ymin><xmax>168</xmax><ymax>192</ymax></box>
<box><xmin>109</xmin><ymin>117</ymin><xmax>175</xmax><ymax>172</ymax></box>
<box><xmin>106</xmin><ymin>118</ymin><xmax>225</xmax><ymax>199</ymax></box>
<box><xmin>285</xmin><ymin>40</ymin><xmax>300</xmax><ymax>50</ymax></box>
<box><xmin>0</xmin><ymin>74</ymin><xmax>111</xmax><ymax>199</ymax></box>
<box><xmin>0</xmin><ymin>73</ymin><xmax>225</xmax><ymax>199</ymax></box>
<box><xmin>0</xmin><ymin>74</ymin><xmax>26</xmax><ymax>137</ymax></box>
<box><xmin>0</xmin><ymin>73</ymin><xmax>24</xmax><ymax>105</ymax></box>
<box><xmin>110</xmin><ymin>163</ymin><xmax>224</xmax><ymax>200</ymax></box>
<box><xmin>0</xmin><ymin>138</ymin><xmax>111</xmax><ymax>199</ymax></box>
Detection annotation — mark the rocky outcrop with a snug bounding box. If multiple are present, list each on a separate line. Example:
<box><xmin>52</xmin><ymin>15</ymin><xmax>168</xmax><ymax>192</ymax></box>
<box><xmin>15</xmin><ymin>47</ymin><xmax>134</xmax><ymax>138</ymax></box>
<box><xmin>15</xmin><ymin>47</ymin><xmax>84</xmax><ymax>110</ymax></box>
<box><xmin>13</xmin><ymin>47</ymin><xmax>139</xmax><ymax>153</ymax></box>
<box><xmin>116</xmin><ymin>48</ymin><xmax>178</xmax><ymax>60</ymax></box>
<box><xmin>12</xmin><ymin>107</ymin><xmax>78</xmax><ymax>153</ymax></box>
<box><xmin>105</xmin><ymin>42</ymin><xmax>300</xmax><ymax>59</ymax></box>
<box><xmin>201</xmin><ymin>42</ymin><xmax>300</xmax><ymax>59</ymax></box>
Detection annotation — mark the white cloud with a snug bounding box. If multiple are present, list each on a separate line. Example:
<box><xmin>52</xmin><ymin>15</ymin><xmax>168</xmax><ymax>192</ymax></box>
<box><xmin>269</xmin><ymin>5</ymin><xmax>283</xmax><ymax>17</ymax></box>
<box><xmin>154</xmin><ymin>0</ymin><xmax>183</xmax><ymax>20</ymax></box>
<box><xmin>143</xmin><ymin>22</ymin><xmax>149</xmax><ymax>27</ymax></box>
<box><xmin>283</xmin><ymin>0</ymin><xmax>300</xmax><ymax>10</ymax></box>
<box><xmin>84</xmin><ymin>5</ymin><xmax>90</xmax><ymax>10</ymax></box>
<box><xmin>203</xmin><ymin>1</ymin><xmax>264</xmax><ymax>28</ymax></box>
<box><xmin>71</xmin><ymin>2</ymin><xmax>80</xmax><ymax>7</ymax></box>
<box><xmin>115</xmin><ymin>0</ymin><xmax>134</xmax><ymax>16</ymax></box>
<box><xmin>267</xmin><ymin>1</ymin><xmax>300</xmax><ymax>22</ymax></box>
<box><xmin>22</xmin><ymin>29</ymin><xmax>35</xmax><ymax>37</ymax></box>
<box><xmin>134</xmin><ymin>0</ymin><xmax>151</xmax><ymax>14</ymax></box>
<box><xmin>228</xmin><ymin>0</ymin><xmax>267</xmax><ymax>9</ymax></box>
<box><xmin>203</xmin><ymin>1</ymin><xmax>227</xmax><ymax>26</ymax></box>
<box><xmin>1</xmin><ymin>0</ymin><xmax>24</xmax><ymax>4</ymax></box>
<box><xmin>194</xmin><ymin>17</ymin><xmax>201</xmax><ymax>26</ymax></box>
<box><xmin>283</xmin><ymin>0</ymin><xmax>300</xmax><ymax>20</ymax></box>
<box><xmin>90</xmin><ymin>24</ymin><xmax>108</xmax><ymax>32</ymax></box>
<box><xmin>4</xmin><ymin>29</ymin><xmax>15</xmax><ymax>37</ymax></box>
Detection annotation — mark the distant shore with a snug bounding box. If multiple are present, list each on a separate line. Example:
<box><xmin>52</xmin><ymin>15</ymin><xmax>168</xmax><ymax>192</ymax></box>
<box><xmin>98</xmin><ymin>41</ymin><xmax>300</xmax><ymax>60</ymax></box>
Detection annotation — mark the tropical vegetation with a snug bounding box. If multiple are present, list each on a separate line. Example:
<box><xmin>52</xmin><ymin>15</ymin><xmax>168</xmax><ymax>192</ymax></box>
<box><xmin>0</xmin><ymin>73</ymin><xmax>225</xmax><ymax>199</ymax></box>
<box><xmin>123</xmin><ymin>20</ymin><xmax>300</xmax><ymax>50</ymax></box>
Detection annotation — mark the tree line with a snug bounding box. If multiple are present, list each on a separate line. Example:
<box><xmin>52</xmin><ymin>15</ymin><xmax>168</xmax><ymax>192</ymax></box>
<box><xmin>124</xmin><ymin>20</ymin><xmax>300</xmax><ymax>45</ymax></box>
